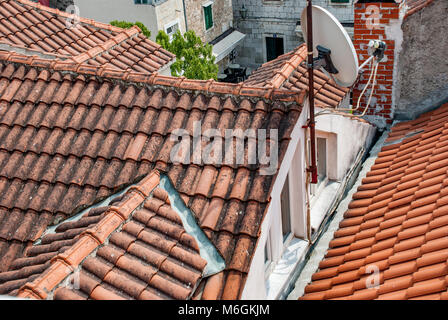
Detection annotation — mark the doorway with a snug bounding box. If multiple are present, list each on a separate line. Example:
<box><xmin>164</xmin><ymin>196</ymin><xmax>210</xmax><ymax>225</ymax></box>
<box><xmin>265</xmin><ymin>36</ymin><xmax>284</xmax><ymax>62</ymax></box>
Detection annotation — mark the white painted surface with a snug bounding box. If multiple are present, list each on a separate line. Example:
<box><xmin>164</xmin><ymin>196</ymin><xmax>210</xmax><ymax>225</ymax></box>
<box><xmin>241</xmin><ymin>100</ymin><xmax>376</xmax><ymax>300</ymax></box>
<box><xmin>287</xmin><ymin>130</ymin><xmax>389</xmax><ymax>300</ymax></box>
<box><xmin>310</xmin><ymin>181</ymin><xmax>341</xmax><ymax>232</ymax></box>
<box><xmin>74</xmin><ymin>0</ymin><xmax>186</xmax><ymax>41</ymax></box>
<box><xmin>315</xmin><ymin>107</ymin><xmax>377</xmax><ymax>181</ymax></box>
<box><xmin>241</xmin><ymin>103</ymin><xmax>309</xmax><ymax>300</ymax></box>
<box><xmin>212</xmin><ymin>30</ymin><xmax>246</xmax><ymax>62</ymax></box>
<box><xmin>266</xmin><ymin>238</ymin><xmax>308</xmax><ymax>299</ymax></box>
<box><xmin>385</xmin><ymin>9</ymin><xmax>404</xmax><ymax>120</ymax></box>
<box><xmin>301</xmin><ymin>5</ymin><xmax>359</xmax><ymax>87</ymax></box>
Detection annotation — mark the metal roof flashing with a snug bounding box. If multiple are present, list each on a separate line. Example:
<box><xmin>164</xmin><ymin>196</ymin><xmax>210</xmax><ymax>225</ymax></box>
<box><xmin>159</xmin><ymin>175</ymin><xmax>226</xmax><ymax>277</ymax></box>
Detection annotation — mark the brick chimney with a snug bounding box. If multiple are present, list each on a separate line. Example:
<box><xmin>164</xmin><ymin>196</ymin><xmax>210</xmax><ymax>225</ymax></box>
<box><xmin>352</xmin><ymin>0</ymin><xmax>403</xmax><ymax>126</ymax></box>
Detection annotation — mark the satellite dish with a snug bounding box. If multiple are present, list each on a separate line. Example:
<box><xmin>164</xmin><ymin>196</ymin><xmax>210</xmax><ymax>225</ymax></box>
<box><xmin>301</xmin><ymin>5</ymin><xmax>359</xmax><ymax>87</ymax></box>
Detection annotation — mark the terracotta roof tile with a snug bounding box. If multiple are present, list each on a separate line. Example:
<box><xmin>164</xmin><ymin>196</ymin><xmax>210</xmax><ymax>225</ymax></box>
<box><xmin>0</xmin><ymin>170</ymin><xmax>210</xmax><ymax>300</ymax></box>
<box><xmin>244</xmin><ymin>44</ymin><xmax>350</xmax><ymax>109</ymax></box>
<box><xmin>0</xmin><ymin>42</ymin><xmax>304</xmax><ymax>298</ymax></box>
<box><xmin>0</xmin><ymin>0</ymin><xmax>175</xmax><ymax>74</ymax></box>
<box><xmin>301</xmin><ymin>103</ymin><xmax>448</xmax><ymax>300</ymax></box>
<box><xmin>404</xmin><ymin>0</ymin><xmax>434</xmax><ymax>18</ymax></box>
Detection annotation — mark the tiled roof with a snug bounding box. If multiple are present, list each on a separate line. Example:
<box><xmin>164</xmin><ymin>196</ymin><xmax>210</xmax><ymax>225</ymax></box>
<box><xmin>4</xmin><ymin>171</ymin><xmax>209</xmax><ymax>300</ymax></box>
<box><xmin>244</xmin><ymin>44</ymin><xmax>350</xmax><ymax>108</ymax></box>
<box><xmin>404</xmin><ymin>0</ymin><xmax>434</xmax><ymax>18</ymax></box>
<box><xmin>0</xmin><ymin>55</ymin><xmax>304</xmax><ymax>299</ymax></box>
<box><xmin>0</xmin><ymin>0</ymin><xmax>175</xmax><ymax>73</ymax></box>
<box><xmin>301</xmin><ymin>103</ymin><xmax>448</xmax><ymax>300</ymax></box>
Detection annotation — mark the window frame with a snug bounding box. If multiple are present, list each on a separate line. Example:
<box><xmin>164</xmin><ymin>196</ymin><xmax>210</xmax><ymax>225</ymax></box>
<box><xmin>264</xmin><ymin>229</ymin><xmax>274</xmax><ymax>280</ymax></box>
<box><xmin>164</xmin><ymin>19</ymin><xmax>180</xmax><ymax>41</ymax></box>
<box><xmin>307</xmin><ymin>137</ymin><xmax>329</xmax><ymax>199</ymax></box>
<box><xmin>264</xmin><ymin>172</ymin><xmax>296</xmax><ymax>281</ymax></box>
<box><xmin>263</xmin><ymin>34</ymin><xmax>285</xmax><ymax>63</ymax></box>
<box><xmin>203</xmin><ymin>2</ymin><xmax>214</xmax><ymax>31</ymax></box>
<box><xmin>328</xmin><ymin>0</ymin><xmax>352</xmax><ymax>6</ymax></box>
<box><xmin>280</xmin><ymin>174</ymin><xmax>294</xmax><ymax>247</ymax></box>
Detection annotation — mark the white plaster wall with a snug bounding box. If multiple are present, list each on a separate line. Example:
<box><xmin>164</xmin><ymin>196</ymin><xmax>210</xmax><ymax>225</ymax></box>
<box><xmin>155</xmin><ymin>0</ymin><xmax>187</xmax><ymax>37</ymax></box>
<box><xmin>74</xmin><ymin>0</ymin><xmax>186</xmax><ymax>41</ymax></box>
<box><xmin>241</xmin><ymin>103</ymin><xmax>309</xmax><ymax>300</ymax></box>
<box><xmin>241</xmin><ymin>102</ymin><xmax>376</xmax><ymax>299</ymax></box>
<box><xmin>315</xmin><ymin>107</ymin><xmax>377</xmax><ymax>181</ymax></box>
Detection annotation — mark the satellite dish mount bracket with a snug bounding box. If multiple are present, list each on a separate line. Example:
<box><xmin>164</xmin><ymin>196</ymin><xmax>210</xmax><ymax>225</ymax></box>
<box><xmin>313</xmin><ymin>45</ymin><xmax>339</xmax><ymax>74</ymax></box>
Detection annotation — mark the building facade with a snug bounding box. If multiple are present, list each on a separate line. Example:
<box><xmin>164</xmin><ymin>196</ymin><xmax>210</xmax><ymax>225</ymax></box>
<box><xmin>233</xmin><ymin>0</ymin><xmax>355</xmax><ymax>71</ymax></box>
<box><xmin>183</xmin><ymin>0</ymin><xmax>245</xmax><ymax>73</ymax></box>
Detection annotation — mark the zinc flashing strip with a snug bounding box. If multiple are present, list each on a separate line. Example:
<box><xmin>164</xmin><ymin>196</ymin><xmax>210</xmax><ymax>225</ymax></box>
<box><xmin>287</xmin><ymin>129</ymin><xmax>390</xmax><ymax>299</ymax></box>
<box><xmin>159</xmin><ymin>175</ymin><xmax>225</xmax><ymax>277</ymax></box>
<box><xmin>35</xmin><ymin>185</ymin><xmax>133</xmax><ymax>246</ymax></box>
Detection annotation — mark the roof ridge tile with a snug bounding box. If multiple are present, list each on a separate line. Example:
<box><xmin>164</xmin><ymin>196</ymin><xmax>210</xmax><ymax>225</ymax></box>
<box><xmin>70</xmin><ymin>26</ymin><xmax>141</xmax><ymax>65</ymax></box>
<box><xmin>15</xmin><ymin>170</ymin><xmax>160</xmax><ymax>299</ymax></box>
<box><xmin>0</xmin><ymin>54</ymin><xmax>304</xmax><ymax>102</ymax></box>
<box><xmin>269</xmin><ymin>44</ymin><xmax>307</xmax><ymax>89</ymax></box>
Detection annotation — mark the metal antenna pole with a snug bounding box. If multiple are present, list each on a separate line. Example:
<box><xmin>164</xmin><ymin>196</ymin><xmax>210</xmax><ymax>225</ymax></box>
<box><xmin>307</xmin><ymin>0</ymin><xmax>318</xmax><ymax>184</ymax></box>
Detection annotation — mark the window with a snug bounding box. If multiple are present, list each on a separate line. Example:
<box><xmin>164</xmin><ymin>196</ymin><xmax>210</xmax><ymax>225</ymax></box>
<box><xmin>316</xmin><ymin>138</ymin><xmax>327</xmax><ymax>184</ymax></box>
<box><xmin>203</xmin><ymin>3</ymin><xmax>213</xmax><ymax>30</ymax></box>
<box><xmin>134</xmin><ymin>0</ymin><xmax>163</xmax><ymax>4</ymax></box>
<box><xmin>280</xmin><ymin>174</ymin><xmax>292</xmax><ymax>242</ymax></box>
<box><xmin>264</xmin><ymin>229</ymin><xmax>274</xmax><ymax>279</ymax></box>
<box><xmin>308</xmin><ymin>137</ymin><xmax>328</xmax><ymax>197</ymax></box>
<box><xmin>330</xmin><ymin>0</ymin><xmax>351</xmax><ymax>4</ymax></box>
<box><xmin>165</xmin><ymin>21</ymin><xmax>179</xmax><ymax>41</ymax></box>
<box><xmin>265</xmin><ymin>36</ymin><xmax>284</xmax><ymax>62</ymax></box>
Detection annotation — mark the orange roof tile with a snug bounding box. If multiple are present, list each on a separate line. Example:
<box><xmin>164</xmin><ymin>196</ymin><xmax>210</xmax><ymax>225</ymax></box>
<box><xmin>0</xmin><ymin>52</ymin><xmax>304</xmax><ymax>299</ymax></box>
<box><xmin>244</xmin><ymin>44</ymin><xmax>350</xmax><ymax>109</ymax></box>
<box><xmin>404</xmin><ymin>0</ymin><xmax>434</xmax><ymax>18</ymax></box>
<box><xmin>0</xmin><ymin>0</ymin><xmax>175</xmax><ymax>73</ymax></box>
<box><xmin>301</xmin><ymin>103</ymin><xmax>448</xmax><ymax>300</ymax></box>
<box><xmin>7</xmin><ymin>170</ymin><xmax>210</xmax><ymax>300</ymax></box>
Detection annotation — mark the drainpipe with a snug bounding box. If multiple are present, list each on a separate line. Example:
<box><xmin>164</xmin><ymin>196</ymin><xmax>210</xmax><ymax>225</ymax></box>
<box><xmin>306</xmin><ymin>0</ymin><xmax>318</xmax><ymax>184</ymax></box>
<box><xmin>182</xmin><ymin>0</ymin><xmax>188</xmax><ymax>31</ymax></box>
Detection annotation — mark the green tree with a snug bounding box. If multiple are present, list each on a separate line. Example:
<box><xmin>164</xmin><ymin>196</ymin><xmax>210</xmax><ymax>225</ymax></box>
<box><xmin>156</xmin><ymin>30</ymin><xmax>218</xmax><ymax>80</ymax></box>
<box><xmin>110</xmin><ymin>20</ymin><xmax>151</xmax><ymax>39</ymax></box>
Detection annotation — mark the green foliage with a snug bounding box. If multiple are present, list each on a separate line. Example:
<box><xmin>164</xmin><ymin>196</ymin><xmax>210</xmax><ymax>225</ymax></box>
<box><xmin>110</xmin><ymin>20</ymin><xmax>151</xmax><ymax>39</ymax></box>
<box><xmin>156</xmin><ymin>30</ymin><xmax>218</xmax><ymax>80</ymax></box>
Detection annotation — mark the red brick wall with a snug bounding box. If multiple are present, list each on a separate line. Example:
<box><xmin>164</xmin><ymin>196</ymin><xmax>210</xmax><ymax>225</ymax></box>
<box><xmin>352</xmin><ymin>1</ymin><xmax>400</xmax><ymax>124</ymax></box>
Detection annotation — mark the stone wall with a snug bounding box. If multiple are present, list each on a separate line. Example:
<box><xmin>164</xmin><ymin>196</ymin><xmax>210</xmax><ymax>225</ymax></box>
<box><xmin>233</xmin><ymin>0</ymin><xmax>354</xmax><ymax>71</ymax></box>
<box><xmin>352</xmin><ymin>1</ymin><xmax>400</xmax><ymax>126</ymax></box>
<box><xmin>50</xmin><ymin>0</ymin><xmax>74</xmax><ymax>11</ymax></box>
<box><xmin>395</xmin><ymin>0</ymin><xmax>448</xmax><ymax>120</ymax></box>
<box><xmin>184</xmin><ymin>0</ymin><xmax>233</xmax><ymax>44</ymax></box>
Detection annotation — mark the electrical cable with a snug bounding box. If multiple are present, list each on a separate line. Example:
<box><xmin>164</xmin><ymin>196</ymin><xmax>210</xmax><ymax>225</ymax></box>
<box><xmin>314</xmin><ymin>58</ymin><xmax>380</xmax><ymax>119</ymax></box>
